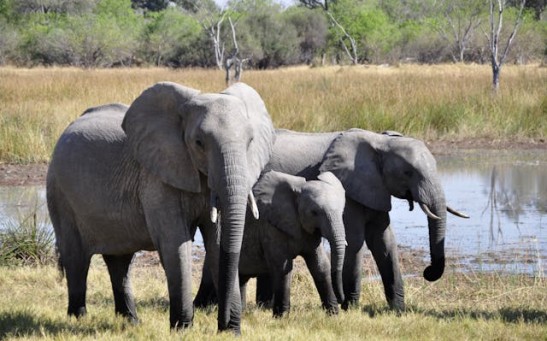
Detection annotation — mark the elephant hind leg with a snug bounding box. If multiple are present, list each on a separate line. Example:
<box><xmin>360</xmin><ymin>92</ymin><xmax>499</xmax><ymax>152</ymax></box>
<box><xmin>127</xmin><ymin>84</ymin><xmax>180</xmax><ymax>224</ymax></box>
<box><xmin>103</xmin><ymin>253</ymin><xmax>138</xmax><ymax>323</ymax></box>
<box><xmin>53</xmin><ymin>213</ymin><xmax>91</xmax><ymax>318</ymax></box>
<box><xmin>194</xmin><ymin>257</ymin><xmax>219</xmax><ymax>309</ymax></box>
<box><xmin>62</xmin><ymin>241</ymin><xmax>92</xmax><ymax>318</ymax></box>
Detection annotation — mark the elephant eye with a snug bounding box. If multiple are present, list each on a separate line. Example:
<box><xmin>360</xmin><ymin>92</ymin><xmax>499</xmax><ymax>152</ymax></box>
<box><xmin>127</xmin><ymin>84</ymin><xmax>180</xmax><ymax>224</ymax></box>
<box><xmin>195</xmin><ymin>139</ymin><xmax>204</xmax><ymax>148</ymax></box>
<box><xmin>247</xmin><ymin>136</ymin><xmax>254</xmax><ymax>150</ymax></box>
<box><xmin>310</xmin><ymin>209</ymin><xmax>319</xmax><ymax>217</ymax></box>
<box><xmin>403</xmin><ymin>170</ymin><xmax>413</xmax><ymax>177</ymax></box>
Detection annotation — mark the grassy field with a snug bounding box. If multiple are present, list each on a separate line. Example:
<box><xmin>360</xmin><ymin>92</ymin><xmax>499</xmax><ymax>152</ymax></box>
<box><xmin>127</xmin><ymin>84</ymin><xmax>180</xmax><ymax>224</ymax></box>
<box><xmin>0</xmin><ymin>257</ymin><xmax>545</xmax><ymax>340</ymax></box>
<box><xmin>0</xmin><ymin>64</ymin><xmax>546</xmax><ymax>163</ymax></box>
<box><xmin>0</xmin><ymin>65</ymin><xmax>546</xmax><ymax>339</ymax></box>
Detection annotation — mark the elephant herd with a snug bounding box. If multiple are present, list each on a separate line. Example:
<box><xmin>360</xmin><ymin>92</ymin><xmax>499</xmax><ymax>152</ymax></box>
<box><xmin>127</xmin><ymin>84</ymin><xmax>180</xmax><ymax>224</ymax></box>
<box><xmin>46</xmin><ymin>82</ymin><xmax>467</xmax><ymax>334</ymax></box>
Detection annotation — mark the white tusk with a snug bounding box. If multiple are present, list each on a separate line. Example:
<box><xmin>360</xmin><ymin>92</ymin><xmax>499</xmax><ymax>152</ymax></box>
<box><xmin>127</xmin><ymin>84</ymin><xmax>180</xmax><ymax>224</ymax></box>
<box><xmin>210</xmin><ymin>207</ymin><xmax>218</xmax><ymax>224</ymax></box>
<box><xmin>210</xmin><ymin>192</ymin><xmax>219</xmax><ymax>223</ymax></box>
<box><xmin>344</xmin><ymin>240</ymin><xmax>348</xmax><ymax>247</ymax></box>
<box><xmin>248</xmin><ymin>191</ymin><xmax>259</xmax><ymax>220</ymax></box>
<box><xmin>447</xmin><ymin>206</ymin><xmax>470</xmax><ymax>219</ymax></box>
<box><xmin>419</xmin><ymin>203</ymin><xmax>441</xmax><ymax>220</ymax></box>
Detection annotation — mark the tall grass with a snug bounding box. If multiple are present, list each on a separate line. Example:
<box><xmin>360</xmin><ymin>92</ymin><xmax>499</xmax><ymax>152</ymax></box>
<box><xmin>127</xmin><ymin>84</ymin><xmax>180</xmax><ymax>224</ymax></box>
<box><xmin>0</xmin><ymin>204</ymin><xmax>55</xmax><ymax>266</ymax></box>
<box><xmin>0</xmin><ymin>64</ymin><xmax>545</xmax><ymax>163</ymax></box>
<box><xmin>0</xmin><ymin>258</ymin><xmax>545</xmax><ymax>340</ymax></box>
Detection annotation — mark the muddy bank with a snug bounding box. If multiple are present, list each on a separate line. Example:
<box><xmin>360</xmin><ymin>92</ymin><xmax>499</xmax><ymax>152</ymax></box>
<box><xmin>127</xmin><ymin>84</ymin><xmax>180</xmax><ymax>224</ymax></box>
<box><xmin>2</xmin><ymin>139</ymin><xmax>546</xmax><ymax>187</ymax></box>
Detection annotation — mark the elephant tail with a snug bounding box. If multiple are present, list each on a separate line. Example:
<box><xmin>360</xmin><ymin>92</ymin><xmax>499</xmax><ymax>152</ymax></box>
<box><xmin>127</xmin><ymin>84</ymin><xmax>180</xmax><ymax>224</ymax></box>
<box><xmin>46</xmin><ymin>173</ymin><xmax>69</xmax><ymax>283</ymax></box>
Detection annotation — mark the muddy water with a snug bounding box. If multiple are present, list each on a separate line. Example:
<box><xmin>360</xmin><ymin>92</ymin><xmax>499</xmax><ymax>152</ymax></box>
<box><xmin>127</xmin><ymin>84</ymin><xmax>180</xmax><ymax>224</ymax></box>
<box><xmin>1</xmin><ymin>150</ymin><xmax>545</xmax><ymax>275</ymax></box>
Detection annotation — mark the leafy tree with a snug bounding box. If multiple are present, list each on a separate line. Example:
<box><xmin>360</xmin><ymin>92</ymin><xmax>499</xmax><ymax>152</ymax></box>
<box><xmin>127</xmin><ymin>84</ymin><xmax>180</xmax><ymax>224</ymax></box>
<box><xmin>131</xmin><ymin>0</ymin><xmax>170</xmax><ymax>12</ymax></box>
<box><xmin>432</xmin><ymin>0</ymin><xmax>487</xmax><ymax>63</ymax></box>
<box><xmin>231</xmin><ymin>0</ymin><xmax>300</xmax><ymax>68</ymax></box>
<box><xmin>0</xmin><ymin>18</ymin><xmax>19</xmax><ymax>64</ymax></box>
<box><xmin>141</xmin><ymin>8</ymin><xmax>202</xmax><ymax>66</ymax></box>
<box><xmin>12</xmin><ymin>0</ymin><xmax>97</xmax><ymax>15</ymax></box>
<box><xmin>285</xmin><ymin>6</ymin><xmax>328</xmax><ymax>64</ymax></box>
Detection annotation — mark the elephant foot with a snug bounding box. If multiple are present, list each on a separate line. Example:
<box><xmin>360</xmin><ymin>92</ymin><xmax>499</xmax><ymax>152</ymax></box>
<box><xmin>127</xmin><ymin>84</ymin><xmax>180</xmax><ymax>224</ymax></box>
<box><xmin>324</xmin><ymin>304</ymin><xmax>339</xmax><ymax>316</ymax></box>
<box><xmin>171</xmin><ymin>320</ymin><xmax>193</xmax><ymax>330</ymax></box>
<box><xmin>124</xmin><ymin>315</ymin><xmax>140</xmax><ymax>325</ymax></box>
<box><xmin>388</xmin><ymin>301</ymin><xmax>406</xmax><ymax>315</ymax></box>
<box><xmin>341</xmin><ymin>298</ymin><xmax>359</xmax><ymax>311</ymax></box>
<box><xmin>68</xmin><ymin>306</ymin><xmax>87</xmax><ymax>318</ymax></box>
<box><xmin>217</xmin><ymin>321</ymin><xmax>241</xmax><ymax>336</ymax></box>
<box><xmin>387</xmin><ymin>293</ymin><xmax>405</xmax><ymax>313</ymax></box>
<box><xmin>272</xmin><ymin>311</ymin><xmax>288</xmax><ymax>319</ymax></box>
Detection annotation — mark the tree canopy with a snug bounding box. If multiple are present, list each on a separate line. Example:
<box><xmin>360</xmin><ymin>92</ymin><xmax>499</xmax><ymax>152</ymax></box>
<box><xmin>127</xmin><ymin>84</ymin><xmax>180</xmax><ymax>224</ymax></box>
<box><xmin>0</xmin><ymin>0</ymin><xmax>543</xmax><ymax>67</ymax></box>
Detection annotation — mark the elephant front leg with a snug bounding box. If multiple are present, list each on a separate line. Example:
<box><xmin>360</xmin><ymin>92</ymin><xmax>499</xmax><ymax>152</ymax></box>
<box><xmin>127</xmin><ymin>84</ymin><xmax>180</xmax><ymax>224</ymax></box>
<box><xmin>365</xmin><ymin>213</ymin><xmax>405</xmax><ymax>312</ymax></box>
<box><xmin>159</xmin><ymin>238</ymin><xmax>194</xmax><ymax>329</ymax></box>
<box><xmin>342</xmin><ymin>200</ymin><xmax>367</xmax><ymax>310</ymax></box>
<box><xmin>302</xmin><ymin>249</ymin><xmax>338</xmax><ymax>315</ymax></box>
<box><xmin>271</xmin><ymin>260</ymin><xmax>293</xmax><ymax>317</ymax></box>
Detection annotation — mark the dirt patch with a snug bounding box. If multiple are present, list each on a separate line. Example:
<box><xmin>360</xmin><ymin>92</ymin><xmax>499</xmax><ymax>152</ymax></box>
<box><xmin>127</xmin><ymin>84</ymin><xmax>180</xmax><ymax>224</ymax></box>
<box><xmin>0</xmin><ymin>163</ymin><xmax>48</xmax><ymax>186</ymax></box>
<box><xmin>426</xmin><ymin>137</ymin><xmax>546</xmax><ymax>156</ymax></box>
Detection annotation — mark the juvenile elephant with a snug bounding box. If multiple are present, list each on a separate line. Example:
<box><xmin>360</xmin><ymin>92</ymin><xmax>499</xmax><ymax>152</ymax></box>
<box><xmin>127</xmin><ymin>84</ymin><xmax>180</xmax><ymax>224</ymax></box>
<box><xmin>47</xmin><ymin>82</ymin><xmax>275</xmax><ymax>333</ymax></box>
<box><xmin>236</xmin><ymin>170</ymin><xmax>346</xmax><ymax>316</ymax></box>
<box><xmin>196</xmin><ymin>128</ymin><xmax>467</xmax><ymax>312</ymax></box>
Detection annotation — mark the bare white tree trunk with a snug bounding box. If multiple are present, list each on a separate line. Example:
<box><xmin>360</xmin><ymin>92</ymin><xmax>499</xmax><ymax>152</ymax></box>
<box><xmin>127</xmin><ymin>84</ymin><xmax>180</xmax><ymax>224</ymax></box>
<box><xmin>325</xmin><ymin>11</ymin><xmax>358</xmax><ymax>65</ymax></box>
<box><xmin>485</xmin><ymin>0</ymin><xmax>526</xmax><ymax>92</ymax></box>
<box><xmin>224</xmin><ymin>17</ymin><xmax>245</xmax><ymax>86</ymax></box>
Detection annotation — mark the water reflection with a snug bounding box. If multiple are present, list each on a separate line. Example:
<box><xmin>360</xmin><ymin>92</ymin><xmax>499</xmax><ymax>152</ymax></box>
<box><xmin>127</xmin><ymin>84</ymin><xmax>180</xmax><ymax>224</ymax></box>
<box><xmin>0</xmin><ymin>150</ymin><xmax>545</xmax><ymax>275</ymax></box>
<box><xmin>0</xmin><ymin>185</ymin><xmax>48</xmax><ymax>228</ymax></box>
<box><xmin>392</xmin><ymin>150</ymin><xmax>546</xmax><ymax>276</ymax></box>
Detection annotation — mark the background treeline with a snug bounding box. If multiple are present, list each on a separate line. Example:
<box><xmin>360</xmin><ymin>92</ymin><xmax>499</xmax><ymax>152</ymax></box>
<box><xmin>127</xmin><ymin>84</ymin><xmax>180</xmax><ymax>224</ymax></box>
<box><xmin>0</xmin><ymin>0</ymin><xmax>545</xmax><ymax>68</ymax></box>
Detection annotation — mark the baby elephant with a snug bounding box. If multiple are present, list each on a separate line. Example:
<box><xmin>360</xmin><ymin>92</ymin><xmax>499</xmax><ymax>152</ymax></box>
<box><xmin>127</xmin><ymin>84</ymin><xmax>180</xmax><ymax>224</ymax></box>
<box><xmin>235</xmin><ymin>170</ymin><xmax>346</xmax><ymax>316</ymax></box>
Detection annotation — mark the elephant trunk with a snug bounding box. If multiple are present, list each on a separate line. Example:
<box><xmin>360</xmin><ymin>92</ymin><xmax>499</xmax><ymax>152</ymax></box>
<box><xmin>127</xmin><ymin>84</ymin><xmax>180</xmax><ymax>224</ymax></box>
<box><xmin>323</xmin><ymin>215</ymin><xmax>346</xmax><ymax>304</ymax></box>
<box><xmin>215</xmin><ymin>145</ymin><xmax>250</xmax><ymax>333</ymax></box>
<box><xmin>416</xmin><ymin>178</ymin><xmax>447</xmax><ymax>282</ymax></box>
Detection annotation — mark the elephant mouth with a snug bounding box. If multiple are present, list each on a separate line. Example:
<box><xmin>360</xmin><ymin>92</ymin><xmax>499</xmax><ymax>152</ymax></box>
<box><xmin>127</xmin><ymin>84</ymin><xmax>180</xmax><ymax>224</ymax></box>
<box><xmin>404</xmin><ymin>190</ymin><xmax>415</xmax><ymax>211</ymax></box>
<box><xmin>209</xmin><ymin>191</ymin><xmax>259</xmax><ymax>223</ymax></box>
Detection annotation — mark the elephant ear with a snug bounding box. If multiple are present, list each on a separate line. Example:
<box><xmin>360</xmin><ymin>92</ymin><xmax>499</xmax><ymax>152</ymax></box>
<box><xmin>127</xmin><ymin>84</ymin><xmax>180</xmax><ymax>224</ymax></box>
<box><xmin>222</xmin><ymin>83</ymin><xmax>275</xmax><ymax>188</ymax></box>
<box><xmin>252</xmin><ymin>171</ymin><xmax>306</xmax><ymax>240</ymax></box>
<box><xmin>319</xmin><ymin>130</ymin><xmax>392</xmax><ymax>212</ymax></box>
<box><xmin>122</xmin><ymin>82</ymin><xmax>201</xmax><ymax>192</ymax></box>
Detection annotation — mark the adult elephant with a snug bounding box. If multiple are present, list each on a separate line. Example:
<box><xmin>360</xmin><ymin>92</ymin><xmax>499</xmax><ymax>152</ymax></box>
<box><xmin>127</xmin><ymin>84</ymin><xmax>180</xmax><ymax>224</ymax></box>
<box><xmin>47</xmin><ymin>81</ymin><xmax>275</xmax><ymax>333</ymax></box>
<box><xmin>195</xmin><ymin>128</ymin><xmax>467</xmax><ymax>312</ymax></box>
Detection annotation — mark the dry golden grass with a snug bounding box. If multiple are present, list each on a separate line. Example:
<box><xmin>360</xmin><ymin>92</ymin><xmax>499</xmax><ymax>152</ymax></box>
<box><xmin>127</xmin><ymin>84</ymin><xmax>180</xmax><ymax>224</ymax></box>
<box><xmin>0</xmin><ymin>64</ymin><xmax>546</xmax><ymax>163</ymax></box>
<box><xmin>0</xmin><ymin>257</ymin><xmax>545</xmax><ymax>340</ymax></box>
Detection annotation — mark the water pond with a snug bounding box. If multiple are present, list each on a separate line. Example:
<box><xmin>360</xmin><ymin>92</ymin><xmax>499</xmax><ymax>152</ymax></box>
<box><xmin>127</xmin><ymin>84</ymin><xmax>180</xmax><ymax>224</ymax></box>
<box><xmin>1</xmin><ymin>150</ymin><xmax>545</xmax><ymax>276</ymax></box>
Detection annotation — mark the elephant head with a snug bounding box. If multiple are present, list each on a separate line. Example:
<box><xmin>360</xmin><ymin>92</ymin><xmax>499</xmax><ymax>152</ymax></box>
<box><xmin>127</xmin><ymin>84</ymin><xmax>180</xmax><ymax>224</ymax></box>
<box><xmin>121</xmin><ymin>81</ymin><xmax>275</xmax><ymax>332</ymax></box>
<box><xmin>252</xmin><ymin>170</ymin><xmax>347</xmax><ymax>303</ymax></box>
<box><xmin>319</xmin><ymin>129</ymin><xmax>467</xmax><ymax>282</ymax></box>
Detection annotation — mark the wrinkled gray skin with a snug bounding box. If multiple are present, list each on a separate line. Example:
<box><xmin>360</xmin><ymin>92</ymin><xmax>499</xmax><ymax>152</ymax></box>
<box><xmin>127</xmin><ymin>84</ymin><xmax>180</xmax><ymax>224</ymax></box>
<box><xmin>47</xmin><ymin>82</ymin><xmax>275</xmax><ymax>333</ymax></box>
<box><xmin>195</xmin><ymin>128</ymin><xmax>467</xmax><ymax>311</ymax></box>
<box><xmin>210</xmin><ymin>170</ymin><xmax>346</xmax><ymax>317</ymax></box>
